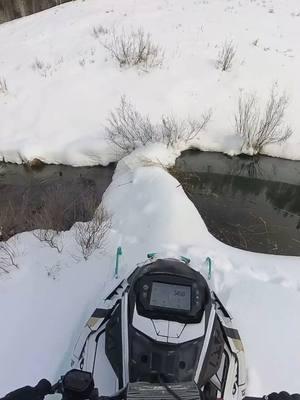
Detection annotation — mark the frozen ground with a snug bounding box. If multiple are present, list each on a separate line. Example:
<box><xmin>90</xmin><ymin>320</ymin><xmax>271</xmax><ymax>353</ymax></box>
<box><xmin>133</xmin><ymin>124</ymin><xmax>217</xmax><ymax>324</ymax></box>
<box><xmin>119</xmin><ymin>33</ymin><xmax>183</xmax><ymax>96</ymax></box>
<box><xmin>0</xmin><ymin>145</ymin><xmax>299</xmax><ymax>396</ymax></box>
<box><xmin>1</xmin><ymin>0</ymin><xmax>300</xmax><ymax>165</ymax></box>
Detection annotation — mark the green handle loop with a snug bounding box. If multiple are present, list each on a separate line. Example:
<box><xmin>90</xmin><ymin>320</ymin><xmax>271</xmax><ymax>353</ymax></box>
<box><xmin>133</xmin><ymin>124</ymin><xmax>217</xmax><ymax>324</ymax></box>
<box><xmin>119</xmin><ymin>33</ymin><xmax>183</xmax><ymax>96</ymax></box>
<box><xmin>205</xmin><ymin>257</ymin><xmax>212</xmax><ymax>280</ymax></box>
<box><xmin>115</xmin><ymin>246</ymin><xmax>123</xmax><ymax>278</ymax></box>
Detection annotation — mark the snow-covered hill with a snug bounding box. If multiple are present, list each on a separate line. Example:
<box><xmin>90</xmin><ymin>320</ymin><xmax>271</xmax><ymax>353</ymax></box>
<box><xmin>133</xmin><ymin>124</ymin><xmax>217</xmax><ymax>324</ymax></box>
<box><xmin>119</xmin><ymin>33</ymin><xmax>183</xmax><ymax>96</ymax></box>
<box><xmin>1</xmin><ymin>0</ymin><xmax>300</xmax><ymax>165</ymax></box>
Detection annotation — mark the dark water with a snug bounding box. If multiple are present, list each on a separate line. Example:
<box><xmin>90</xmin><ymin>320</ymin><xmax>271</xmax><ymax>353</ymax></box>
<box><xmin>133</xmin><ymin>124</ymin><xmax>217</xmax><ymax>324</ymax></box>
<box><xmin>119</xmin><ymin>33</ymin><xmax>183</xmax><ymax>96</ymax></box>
<box><xmin>0</xmin><ymin>0</ymin><xmax>71</xmax><ymax>23</ymax></box>
<box><xmin>0</xmin><ymin>163</ymin><xmax>115</xmax><ymax>240</ymax></box>
<box><xmin>173</xmin><ymin>151</ymin><xmax>300</xmax><ymax>256</ymax></box>
<box><xmin>1</xmin><ymin>152</ymin><xmax>300</xmax><ymax>256</ymax></box>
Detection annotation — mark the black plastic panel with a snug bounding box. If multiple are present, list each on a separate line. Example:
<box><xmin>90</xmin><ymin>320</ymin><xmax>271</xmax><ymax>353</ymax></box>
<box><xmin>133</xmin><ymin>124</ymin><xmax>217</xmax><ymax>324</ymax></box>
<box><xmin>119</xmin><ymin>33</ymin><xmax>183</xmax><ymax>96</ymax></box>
<box><xmin>198</xmin><ymin>318</ymin><xmax>225</xmax><ymax>386</ymax></box>
<box><xmin>129</xmin><ymin>326</ymin><xmax>205</xmax><ymax>383</ymax></box>
<box><xmin>105</xmin><ymin>302</ymin><xmax>123</xmax><ymax>388</ymax></box>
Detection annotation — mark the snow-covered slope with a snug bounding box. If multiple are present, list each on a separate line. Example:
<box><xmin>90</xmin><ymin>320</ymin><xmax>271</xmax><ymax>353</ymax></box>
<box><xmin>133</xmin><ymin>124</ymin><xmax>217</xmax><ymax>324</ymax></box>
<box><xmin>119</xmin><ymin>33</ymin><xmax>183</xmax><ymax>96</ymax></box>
<box><xmin>1</xmin><ymin>0</ymin><xmax>300</xmax><ymax>165</ymax></box>
<box><xmin>0</xmin><ymin>145</ymin><xmax>300</xmax><ymax>396</ymax></box>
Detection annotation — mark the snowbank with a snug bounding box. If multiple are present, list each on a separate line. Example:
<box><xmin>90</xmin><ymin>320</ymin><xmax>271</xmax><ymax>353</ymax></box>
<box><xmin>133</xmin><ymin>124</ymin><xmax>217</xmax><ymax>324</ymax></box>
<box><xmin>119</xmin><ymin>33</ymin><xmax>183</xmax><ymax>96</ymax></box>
<box><xmin>0</xmin><ymin>145</ymin><xmax>299</xmax><ymax>396</ymax></box>
<box><xmin>1</xmin><ymin>0</ymin><xmax>300</xmax><ymax>165</ymax></box>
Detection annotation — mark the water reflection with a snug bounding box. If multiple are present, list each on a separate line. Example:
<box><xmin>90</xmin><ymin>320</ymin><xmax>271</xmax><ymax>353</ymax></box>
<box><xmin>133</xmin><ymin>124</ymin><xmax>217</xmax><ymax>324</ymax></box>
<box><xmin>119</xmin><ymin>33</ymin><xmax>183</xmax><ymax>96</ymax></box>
<box><xmin>174</xmin><ymin>151</ymin><xmax>300</xmax><ymax>256</ymax></box>
<box><xmin>0</xmin><ymin>163</ymin><xmax>115</xmax><ymax>240</ymax></box>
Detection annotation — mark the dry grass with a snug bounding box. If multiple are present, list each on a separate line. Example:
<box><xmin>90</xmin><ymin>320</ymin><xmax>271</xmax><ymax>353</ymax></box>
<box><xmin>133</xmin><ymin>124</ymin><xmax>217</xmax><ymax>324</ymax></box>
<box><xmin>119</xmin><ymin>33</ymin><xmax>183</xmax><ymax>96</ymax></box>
<box><xmin>102</xmin><ymin>28</ymin><xmax>164</xmax><ymax>70</ymax></box>
<box><xmin>216</xmin><ymin>41</ymin><xmax>236</xmax><ymax>71</ymax></box>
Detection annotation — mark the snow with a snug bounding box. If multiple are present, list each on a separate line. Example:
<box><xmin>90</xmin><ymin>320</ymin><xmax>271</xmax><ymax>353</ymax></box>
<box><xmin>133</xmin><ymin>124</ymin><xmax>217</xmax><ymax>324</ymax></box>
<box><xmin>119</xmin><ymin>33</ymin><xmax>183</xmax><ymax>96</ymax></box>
<box><xmin>1</xmin><ymin>0</ymin><xmax>300</xmax><ymax>165</ymax></box>
<box><xmin>1</xmin><ymin>0</ymin><xmax>300</xmax><ymax>397</ymax></box>
<box><xmin>1</xmin><ymin>144</ymin><xmax>300</xmax><ymax>396</ymax></box>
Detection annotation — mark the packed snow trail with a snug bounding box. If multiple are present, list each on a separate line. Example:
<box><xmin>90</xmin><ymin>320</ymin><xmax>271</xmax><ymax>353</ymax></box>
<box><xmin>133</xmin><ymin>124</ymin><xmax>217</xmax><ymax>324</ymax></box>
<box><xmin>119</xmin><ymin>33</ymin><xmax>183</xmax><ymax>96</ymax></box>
<box><xmin>1</xmin><ymin>0</ymin><xmax>300</xmax><ymax>165</ymax></box>
<box><xmin>0</xmin><ymin>145</ymin><xmax>299</xmax><ymax>396</ymax></box>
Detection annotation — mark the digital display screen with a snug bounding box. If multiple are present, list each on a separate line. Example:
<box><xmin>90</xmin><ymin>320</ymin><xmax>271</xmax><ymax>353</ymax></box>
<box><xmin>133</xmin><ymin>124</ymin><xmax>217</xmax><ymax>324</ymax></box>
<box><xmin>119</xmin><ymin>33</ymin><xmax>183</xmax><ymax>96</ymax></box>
<box><xmin>150</xmin><ymin>282</ymin><xmax>191</xmax><ymax>311</ymax></box>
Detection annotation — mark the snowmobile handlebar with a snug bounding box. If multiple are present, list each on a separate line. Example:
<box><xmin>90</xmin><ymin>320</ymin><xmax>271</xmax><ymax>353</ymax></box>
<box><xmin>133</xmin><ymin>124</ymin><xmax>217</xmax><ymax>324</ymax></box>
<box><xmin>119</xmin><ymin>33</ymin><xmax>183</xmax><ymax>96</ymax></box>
<box><xmin>2</xmin><ymin>370</ymin><xmax>300</xmax><ymax>400</ymax></box>
<box><xmin>0</xmin><ymin>379</ymin><xmax>52</xmax><ymax>400</ymax></box>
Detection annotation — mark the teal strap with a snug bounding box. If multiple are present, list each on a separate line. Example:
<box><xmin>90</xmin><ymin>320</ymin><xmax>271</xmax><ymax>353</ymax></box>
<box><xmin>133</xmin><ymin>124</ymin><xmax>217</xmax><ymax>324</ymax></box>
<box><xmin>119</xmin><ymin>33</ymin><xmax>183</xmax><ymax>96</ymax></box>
<box><xmin>180</xmin><ymin>256</ymin><xmax>190</xmax><ymax>264</ymax></box>
<box><xmin>147</xmin><ymin>252</ymin><xmax>156</xmax><ymax>259</ymax></box>
<box><xmin>205</xmin><ymin>257</ymin><xmax>212</xmax><ymax>280</ymax></box>
<box><xmin>115</xmin><ymin>246</ymin><xmax>123</xmax><ymax>278</ymax></box>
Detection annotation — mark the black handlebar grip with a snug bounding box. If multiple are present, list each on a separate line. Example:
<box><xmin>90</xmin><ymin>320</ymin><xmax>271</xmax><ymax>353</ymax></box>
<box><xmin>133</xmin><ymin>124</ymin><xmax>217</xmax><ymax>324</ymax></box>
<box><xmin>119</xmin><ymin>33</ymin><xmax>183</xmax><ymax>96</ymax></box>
<box><xmin>1</xmin><ymin>379</ymin><xmax>52</xmax><ymax>400</ymax></box>
<box><xmin>244</xmin><ymin>397</ymin><xmax>264</xmax><ymax>400</ymax></box>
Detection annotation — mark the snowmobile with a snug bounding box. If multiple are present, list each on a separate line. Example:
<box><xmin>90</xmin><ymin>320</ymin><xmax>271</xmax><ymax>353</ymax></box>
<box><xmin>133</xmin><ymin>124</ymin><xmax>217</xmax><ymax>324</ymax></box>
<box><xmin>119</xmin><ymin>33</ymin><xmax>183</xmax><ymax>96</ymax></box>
<box><xmin>64</xmin><ymin>255</ymin><xmax>247</xmax><ymax>400</ymax></box>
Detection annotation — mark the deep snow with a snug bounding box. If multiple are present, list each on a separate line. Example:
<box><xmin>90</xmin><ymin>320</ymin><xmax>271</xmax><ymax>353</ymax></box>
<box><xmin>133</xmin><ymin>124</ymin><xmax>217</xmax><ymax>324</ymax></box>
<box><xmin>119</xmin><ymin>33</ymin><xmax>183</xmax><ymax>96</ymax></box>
<box><xmin>0</xmin><ymin>145</ymin><xmax>300</xmax><ymax>396</ymax></box>
<box><xmin>1</xmin><ymin>0</ymin><xmax>300</xmax><ymax>165</ymax></box>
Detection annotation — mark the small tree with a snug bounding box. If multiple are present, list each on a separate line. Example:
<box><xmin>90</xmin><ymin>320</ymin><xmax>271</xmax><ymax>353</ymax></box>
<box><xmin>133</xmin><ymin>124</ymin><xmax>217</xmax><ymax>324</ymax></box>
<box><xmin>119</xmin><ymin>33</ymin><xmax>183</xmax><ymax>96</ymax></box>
<box><xmin>235</xmin><ymin>87</ymin><xmax>293</xmax><ymax>154</ymax></box>
<box><xmin>216</xmin><ymin>41</ymin><xmax>236</xmax><ymax>71</ymax></box>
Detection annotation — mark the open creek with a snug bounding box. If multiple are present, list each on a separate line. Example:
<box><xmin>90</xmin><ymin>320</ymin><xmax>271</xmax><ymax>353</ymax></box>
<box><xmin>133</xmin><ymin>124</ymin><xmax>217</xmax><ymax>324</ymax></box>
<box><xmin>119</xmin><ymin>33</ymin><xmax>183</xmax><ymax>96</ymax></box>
<box><xmin>173</xmin><ymin>151</ymin><xmax>300</xmax><ymax>256</ymax></box>
<box><xmin>1</xmin><ymin>151</ymin><xmax>299</xmax><ymax>256</ymax></box>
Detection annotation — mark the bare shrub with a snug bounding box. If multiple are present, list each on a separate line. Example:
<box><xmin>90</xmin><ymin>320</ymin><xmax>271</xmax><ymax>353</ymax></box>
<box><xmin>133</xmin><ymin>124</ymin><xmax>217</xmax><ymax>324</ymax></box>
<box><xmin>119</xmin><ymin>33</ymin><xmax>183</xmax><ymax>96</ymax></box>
<box><xmin>30</xmin><ymin>185</ymin><xmax>70</xmax><ymax>253</ymax></box>
<box><xmin>216</xmin><ymin>41</ymin><xmax>236</xmax><ymax>71</ymax></box>
<box><xmin>74</xmin><ymin>206</ymin><xmax>111</xmax><ymax>260</ymax></box>
<box><xmin>106</xmin><ymin>97</ymin><xmax>157</xmax><ymax>152</ymax></box>
<box><xmin>0</xmin><ymin>202</ymin><xmax>18</xmax><ymax>241</ymax></box>
<box><xmin>160</xmin><ymin>113</ymin><xmax>211</xmax><ymax>147</ymax></box>
<box><xmin>235</xmin><ymin>87</ymin><xmax>293</xmax><ymax>154</ymax></box>
<box><xmin>103</xmin><ymin>28</ymin><xmax>164</xmax><ymax>70</ymax></box>
<box><xmin>0</xmin><ymin>77</ymin><xmax>8</xmax><ymax>94</ymax></box>
<box><xmin>33</xmin><ymin>229</ymin><xmax>63</xmax><ymax>253</ymax></box>
<box><xmin>106</xmin><ymin>97</ymin><xmax>211</xmax><ymax>153</ymax></box>
<box><xmin>92</xmin><ymin>24</ymin><xmax>108</xmax><ymax>38</ymax></box>
<box><xmin>0</xmin><ymin>241</ymin><xmax>18</xmax><ymax>274</ymax></box>
<box><xmin>75</xmin><ymin>188</ymin><xmax>102</xmax><ymax>222</ymax></box>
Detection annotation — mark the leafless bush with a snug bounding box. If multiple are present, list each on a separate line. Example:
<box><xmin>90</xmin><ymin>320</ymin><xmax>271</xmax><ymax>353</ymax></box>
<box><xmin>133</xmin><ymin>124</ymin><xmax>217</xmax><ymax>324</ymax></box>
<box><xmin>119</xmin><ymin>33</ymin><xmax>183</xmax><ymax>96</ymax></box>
<box><xmin>0</xmin><ymin>77</ymin><xmax>8</xmax><ymax>94</ymax></box>
<box><xmin>160</xmin><ymin>113</ymin><xmax>211</xmax><ymax>147</ymax></box>
<box><xmin>30</xmin><ymin>185</ymin><xmax>70</xmax><ymax>253</ymax></box>
<box><xmin>103</xmin><ymin>28</ymin><xmax>164</xmax><ymax>70</ymax></box>
<box><xmin>235</xmin><ymin>87</ymin><xmax>293</xmax><ymax>154</ymax></box>
<box><xmin>216</xmin><ymin>41</ymin><xmax>236</xmax><ymax>71</ymax></box>
<box><xmin>0</xmin><ymin>241</ymin><xmax>18</xmax><ymax>274</ymax></box>
<box><xmin>33</xmin><ymin>229</ymin><xmax>64</xmax><ymax>253</ymax></box>
<box><xmin>0</xmin><ymin>203</ymin><xmax>18</xmax><ymax>241</ymax></box>
<box><xmin>106</xmin><ymin>97</ymin><xmax>211</xmax><ymax>153</ymax></box>
<box><xmin>106</xmin><ymin>97</ymin><xmax>156</xmax><ymax>152</ymax></box>
<box><xmin>74</xmin><ymin>206</ymin><xmax>111</xmax><ymax>260</ymax></box>
<box><xmin>92</xmin><ymin>24</ymin><xmax>108</xmax><ymax>38</ymax></box>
